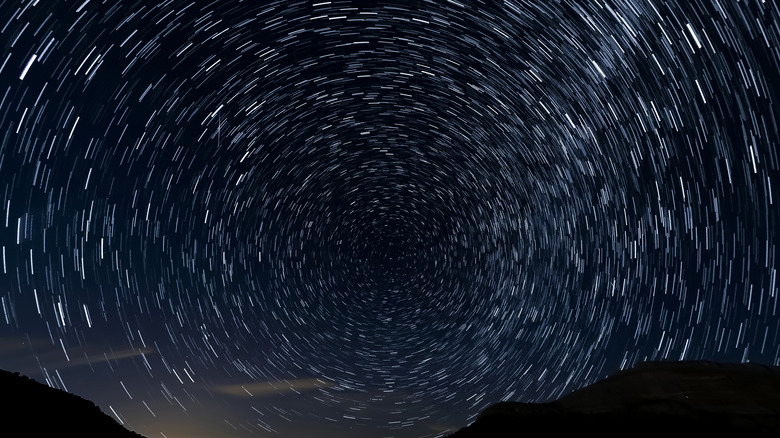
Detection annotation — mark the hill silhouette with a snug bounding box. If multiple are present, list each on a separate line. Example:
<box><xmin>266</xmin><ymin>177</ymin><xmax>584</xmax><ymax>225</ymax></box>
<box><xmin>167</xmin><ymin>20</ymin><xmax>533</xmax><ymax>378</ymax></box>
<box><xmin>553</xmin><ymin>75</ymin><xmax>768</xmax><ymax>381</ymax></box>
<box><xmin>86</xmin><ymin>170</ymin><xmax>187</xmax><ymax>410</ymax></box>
<box><xmin>448</xmin><ymin>360</ymin><xmax>780</xmax><ymax>437</ymax></box>
<box><xmin>0</xmin><ymin>369</ymin><xmax>147</xmax><ymax>438</ymax></box>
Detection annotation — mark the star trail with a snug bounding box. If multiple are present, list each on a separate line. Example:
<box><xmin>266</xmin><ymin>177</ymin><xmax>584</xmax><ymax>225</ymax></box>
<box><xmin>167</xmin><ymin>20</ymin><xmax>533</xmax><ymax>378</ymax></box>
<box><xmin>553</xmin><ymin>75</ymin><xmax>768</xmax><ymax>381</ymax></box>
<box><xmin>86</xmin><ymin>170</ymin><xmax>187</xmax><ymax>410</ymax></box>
<box><xmin>0</xmin><ymin>0</ymin><xmax>778</xmax><ymax>437</ymax></box>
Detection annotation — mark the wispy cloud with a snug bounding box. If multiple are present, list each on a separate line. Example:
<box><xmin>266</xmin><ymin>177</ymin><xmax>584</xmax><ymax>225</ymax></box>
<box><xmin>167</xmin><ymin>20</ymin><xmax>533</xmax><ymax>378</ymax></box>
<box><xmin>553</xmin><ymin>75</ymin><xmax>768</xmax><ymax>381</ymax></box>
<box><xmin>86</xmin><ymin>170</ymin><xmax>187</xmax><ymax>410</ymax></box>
<box><xmin>66</xmin><ymin>346</ymin><xmax>155</xmax><ymax>367</ymax></box>
<box><xmin>0</xmin><ymin>335</ymin><xmax>154</xmax><ymax>373</ymax></box>
<box><xmin>213</xmin><ymin>377</ymin><xmax>336</xmax><ymax>397</ymax></box>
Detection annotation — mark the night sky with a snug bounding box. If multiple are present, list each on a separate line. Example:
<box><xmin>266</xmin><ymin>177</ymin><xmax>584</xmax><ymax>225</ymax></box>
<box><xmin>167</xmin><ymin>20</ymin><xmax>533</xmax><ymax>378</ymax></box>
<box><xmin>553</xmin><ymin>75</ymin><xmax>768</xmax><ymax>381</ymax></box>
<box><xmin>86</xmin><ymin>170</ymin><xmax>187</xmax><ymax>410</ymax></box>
<box><xmin>0</xmin><ymin>0</ymin><xmax>779</xmax><ymax>437</ymax></box>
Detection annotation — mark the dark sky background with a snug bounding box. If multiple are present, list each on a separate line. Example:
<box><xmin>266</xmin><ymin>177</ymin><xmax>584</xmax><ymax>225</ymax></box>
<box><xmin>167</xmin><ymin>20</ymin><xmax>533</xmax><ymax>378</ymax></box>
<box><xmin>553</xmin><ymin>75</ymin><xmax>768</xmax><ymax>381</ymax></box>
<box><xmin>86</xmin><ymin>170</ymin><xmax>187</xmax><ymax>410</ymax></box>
<box><xmin>0</xmin><ymin>0</ymin><xmax>779</xmax><ymax>437</ymax></box>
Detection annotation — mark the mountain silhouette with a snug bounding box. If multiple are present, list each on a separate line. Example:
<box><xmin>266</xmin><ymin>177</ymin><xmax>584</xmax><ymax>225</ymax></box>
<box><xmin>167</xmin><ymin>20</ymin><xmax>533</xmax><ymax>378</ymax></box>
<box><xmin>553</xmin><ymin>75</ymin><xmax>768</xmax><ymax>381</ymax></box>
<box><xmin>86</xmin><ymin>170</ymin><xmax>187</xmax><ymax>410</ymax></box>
<box><xmin>448</xmin><ymin>360</ymin><xmax>780</xmax><ymax>437</ymax></box>
<box><xmin>0</xmin><ymin>369</ymin><xmax>147</xmax><ymax>438</ymax></box>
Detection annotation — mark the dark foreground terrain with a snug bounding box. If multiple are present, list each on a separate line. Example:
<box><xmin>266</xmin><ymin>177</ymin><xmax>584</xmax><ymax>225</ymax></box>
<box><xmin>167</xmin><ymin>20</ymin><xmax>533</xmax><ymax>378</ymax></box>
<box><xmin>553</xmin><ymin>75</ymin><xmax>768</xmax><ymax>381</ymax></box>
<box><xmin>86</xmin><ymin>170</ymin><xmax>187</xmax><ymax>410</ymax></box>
<box><xmin>448</xmin><ymin>360</ymin><xmax>780</xmax><ymax>437</ymax></box>
<box><xmin>0</xmin><ymin>369</ymin><xmax>146</xmax><ymax>438</ymax></box>
<box><xmin>4</xmin><ymin>361</ymin><xmax>779</xmax><ymax>437</ymax></box>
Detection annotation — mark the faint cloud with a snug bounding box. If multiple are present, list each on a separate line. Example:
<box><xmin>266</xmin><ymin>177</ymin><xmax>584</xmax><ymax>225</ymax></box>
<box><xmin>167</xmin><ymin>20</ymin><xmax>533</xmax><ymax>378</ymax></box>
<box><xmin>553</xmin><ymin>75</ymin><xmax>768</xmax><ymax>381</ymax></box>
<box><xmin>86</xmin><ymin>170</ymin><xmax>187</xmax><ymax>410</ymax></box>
<box><xmin>0</xmin><ymin>335</ymin><xmax>44</xmax><ymax>353</ymax></box>
<box><xmin>0</xmin><ymin>335</ymin><xmax>154</xmax><ymax>373</ymax></box>
<box><xmin>213</xmin><ymin>378</ymin><xmax>336</xmax><ymax>397</ymax></box>
<box><xmin>68</xmin><ymin>346</ymin><xmax>155</xmax><ymax>367</ymax></box>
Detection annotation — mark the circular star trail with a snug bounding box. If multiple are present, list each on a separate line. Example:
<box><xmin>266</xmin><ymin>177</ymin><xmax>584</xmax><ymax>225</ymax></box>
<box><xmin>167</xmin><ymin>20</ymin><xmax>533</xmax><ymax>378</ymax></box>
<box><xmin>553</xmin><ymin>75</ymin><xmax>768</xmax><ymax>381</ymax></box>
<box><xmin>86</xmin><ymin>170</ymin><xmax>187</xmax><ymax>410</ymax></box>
<box><xmin>0</xmin><ymin>1</ymin><xmax>779</xmax><ymax>437</ymax></box>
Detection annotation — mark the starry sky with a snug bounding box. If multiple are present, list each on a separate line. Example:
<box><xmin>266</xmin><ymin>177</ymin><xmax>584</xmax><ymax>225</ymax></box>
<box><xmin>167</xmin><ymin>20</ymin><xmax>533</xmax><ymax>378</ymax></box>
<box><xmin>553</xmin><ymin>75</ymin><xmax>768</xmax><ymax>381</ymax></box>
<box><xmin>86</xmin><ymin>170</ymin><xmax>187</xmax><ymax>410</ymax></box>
<box><xmin>0</xmin><ymin>0</ymin><xmax>778</xmax><ymax>437</ymax></box>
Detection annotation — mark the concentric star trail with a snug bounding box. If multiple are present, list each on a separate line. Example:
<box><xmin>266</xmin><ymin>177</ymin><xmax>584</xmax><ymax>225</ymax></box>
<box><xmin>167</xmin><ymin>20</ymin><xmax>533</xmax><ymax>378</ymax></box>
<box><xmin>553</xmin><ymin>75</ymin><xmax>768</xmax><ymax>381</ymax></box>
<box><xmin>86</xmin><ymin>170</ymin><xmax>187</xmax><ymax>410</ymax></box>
<box><xmin>0</xmin><ymin>1</ymin><xmax>778</xmax><ymax>437</ymax></box>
